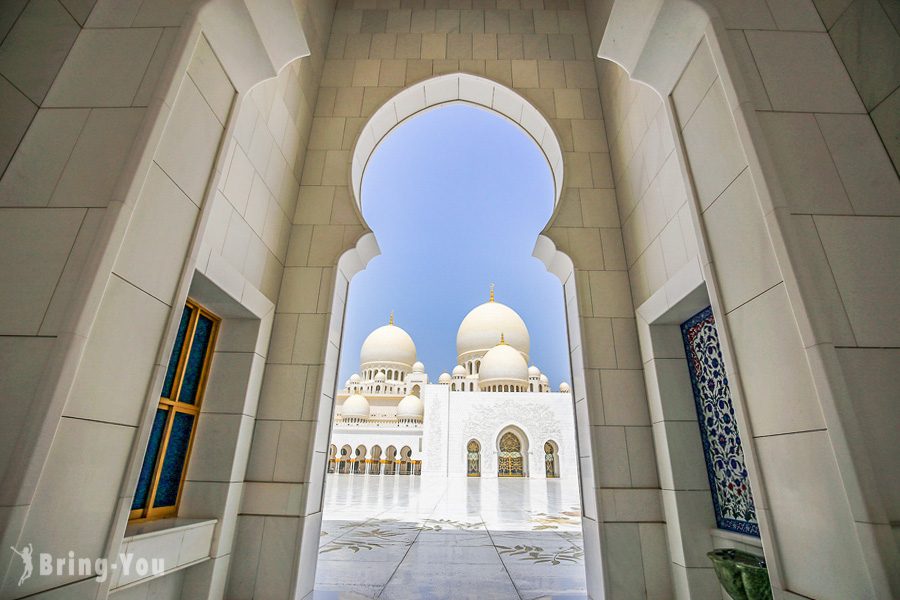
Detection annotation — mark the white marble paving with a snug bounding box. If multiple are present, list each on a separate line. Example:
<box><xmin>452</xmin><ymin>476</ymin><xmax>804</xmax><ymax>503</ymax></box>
<box><xmin>309</xmin><ymin>474</ymin><xmax>587</xmax><ymax>599</ymax></box>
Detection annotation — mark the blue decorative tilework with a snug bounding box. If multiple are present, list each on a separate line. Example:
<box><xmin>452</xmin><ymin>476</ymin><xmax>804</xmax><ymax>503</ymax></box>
<box><xmin>681</xmin><ymin>306</ymin><xmax>759</xmax><ymax>537</ymax></box>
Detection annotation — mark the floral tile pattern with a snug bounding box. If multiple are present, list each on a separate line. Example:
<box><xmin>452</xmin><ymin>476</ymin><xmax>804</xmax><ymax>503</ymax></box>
<box><xmin>681</xmin><ymin>306</ymin><xmax>759</xmax><ymax>536</ymax></box>
<box><xmin>496</xmin><ymin>544</ymin><xmax>585</xmax><ymax>565</ymax></box>
<box><xmin>528</xmin><ymin>510</ymin><xmax>581</xmax><ymax>530</ymax></box>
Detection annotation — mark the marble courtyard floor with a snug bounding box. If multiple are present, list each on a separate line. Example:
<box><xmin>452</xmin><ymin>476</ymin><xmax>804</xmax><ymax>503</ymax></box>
<box><xmin>309</xmin><ymin>474</ymin><xmax>588</xmax><ymax>600</ymax></box>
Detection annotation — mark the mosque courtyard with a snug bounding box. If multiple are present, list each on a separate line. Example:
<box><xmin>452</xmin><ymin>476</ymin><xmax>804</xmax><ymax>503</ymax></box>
<box><xmin>310</xmin><ymin>475</ymin><xmax>587</xmax><ymax>599</ymax></box>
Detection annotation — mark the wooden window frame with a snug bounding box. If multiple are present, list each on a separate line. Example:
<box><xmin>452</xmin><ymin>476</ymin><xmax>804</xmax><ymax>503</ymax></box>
<box><xmin>129</xmin><ymin>299</ymin><xmax>220</xmax><ymax>522</ymax></box>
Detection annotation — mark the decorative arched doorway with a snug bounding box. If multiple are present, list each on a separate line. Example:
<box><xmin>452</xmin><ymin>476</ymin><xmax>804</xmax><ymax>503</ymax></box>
<box><xmin>467</xmin><ymin>439</ymin><xmax>481</xmax><ymax>477</ymax></box>
<box><xmin>544</xmin><ymin>440</ymin><xmax>559</xmax><ymax>478</ymax></box>
<box><xmin>497</xmin><ymin>430</ymin><xmax>527</xmax><ymax>477</ymax></box>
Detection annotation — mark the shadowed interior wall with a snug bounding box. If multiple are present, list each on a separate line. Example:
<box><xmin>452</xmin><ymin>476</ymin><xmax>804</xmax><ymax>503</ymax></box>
<box><xmin>587</xmin><ymin>0</ymin><xmax>899</xmax><ymax>598</ymax></box>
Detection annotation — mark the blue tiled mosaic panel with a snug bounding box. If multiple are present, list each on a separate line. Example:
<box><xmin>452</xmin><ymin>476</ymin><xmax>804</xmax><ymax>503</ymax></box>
<box><xmin>153</xmin><ymin>411</ymin><xmax>195</xmax><ymax>508</ymax></box>
<box><xmin>161</xmin><ymin>306</ymin><xmax>191</xmax><ymax>400</ymax></box>
<box><xmin>177</xmin><ymin>314</ymin><xmax>214</xmax><ymax>405</ymax></box>
<box><xmin>131</xmin><ymin>407</ymin><xmax>169</xmax><ymax>511</ymax></box>
<box><xmin>681</xmin><ymin>306</ymin><xmax>759</xmax><ymax>537</ymax></box>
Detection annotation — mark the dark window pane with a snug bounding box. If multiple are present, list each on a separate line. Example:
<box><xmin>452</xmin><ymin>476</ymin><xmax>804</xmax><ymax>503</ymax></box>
<box><xmin>153</xmin><ymin>411</ymin><xmax>195</xmax><ymax>508</ymax></box>
<box><xmin>131</xmin><ymin>407</ymin><xmax>169</xmax><ymax>511</ymax></box>
<box><xmin>161</xmin><ymin>306</ymin><xmax>192</xmax><ymax>399</ymax></box>
<box><xmin>177</xmin><ymin>314</ymin><xmax>214</xmax><ymax>405</ymax></box>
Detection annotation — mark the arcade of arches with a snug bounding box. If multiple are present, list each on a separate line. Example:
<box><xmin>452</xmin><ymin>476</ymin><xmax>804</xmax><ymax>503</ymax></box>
<box><xmin>0</xmin><ymin>0</ymin><xmax>897</xmax><ymax>599</ymax></box>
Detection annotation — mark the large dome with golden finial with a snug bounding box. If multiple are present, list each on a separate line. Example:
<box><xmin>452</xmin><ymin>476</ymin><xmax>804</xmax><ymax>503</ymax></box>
<box><xmin>456</xmin><ymin>285</ymin><xmax>530</xmax><ymax>363</ymax></box>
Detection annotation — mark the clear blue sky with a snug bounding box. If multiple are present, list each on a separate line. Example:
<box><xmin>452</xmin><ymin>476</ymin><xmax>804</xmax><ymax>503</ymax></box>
<box><xmin>338</xmin><ymin>103</ymin><xmax>571</xmax><ymax>388</ymax></box>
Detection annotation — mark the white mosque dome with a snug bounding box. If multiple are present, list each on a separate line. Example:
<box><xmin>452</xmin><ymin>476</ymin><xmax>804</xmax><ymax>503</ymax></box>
<box><xmin>397</xmin><ymin>394</ymin><xmax>424</xmax><ymax>419</ymax></box>
<box><xmin>374</xmin><ymin>372</ymin><xmax>385</xmax><ymax>381</ymax></box>
<box><xmin>528</xmin><ymin>365</ymin><xmax>541</xmax><ymax>377</ymax></box>
<box><xmin>342</xmin><ymin>393</ymin><xmax>370</xmax><ymax>418</ymax></box>
<box><xmin>412</xmin><ymin>361</ymin><xmax>425</xmax><ymax>373</ymax></box>
<box><xmin>438</xmin><ymin>372</ymin><xmax>451</xmax><ymax>384</ymax></box>
<box><xmin>456</xmin><ymin>298</ymin><xmax>530</xmax><ymax>361</ymax></box>
<box><xmin>350</xmin><ymin>373</ymin><xmax>361</xmax><ymax>383</ymax></box>
<box><xmin>559</xmin><ymin>382</ymin><xmax>571</xmax><ymax>393</ymax></box>
<box><xmin>360</xmin><ymin>323</ymin><xmax>417</xmax><ymax>366</ymax></box>
<box><xmin>479</xmin><ymin>342</ymin><xmax>529</xmax><ymax>384</ymax></box>
<box><xmin>539</xmin><ymin>374</ymin><xmax>549</xmax><ymax>384</ymax></box>
<box><xmin>452</xmin><ymin>365</ymin><xmax>466</xmax><ymax>377</ymax></box>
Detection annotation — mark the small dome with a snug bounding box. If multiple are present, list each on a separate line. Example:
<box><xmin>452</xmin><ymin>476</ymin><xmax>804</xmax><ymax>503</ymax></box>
<box><xmin>528</xmin><ymin>365</ymin><xmax>541</xmax><ymax>377</ymax></box>
<box><xmin>397</xmin><ymin>394</ymin><xmax>424</xmax><ymax>419</ymax></box>
<box><xmin>539</xmin><ymin>374</ymin><xmax>549</xmax><ymax>384</ymax></box>
<box><xmin>456</xmin><ymin>299</ymin><xmax>530</xmax><ymax>362</ymax></box>
<box><xmin>479</xmin><ymin>342</ymin><xmax>528</xmax><ymax>384</ymax></box>
<box><xmin>342</xmin><ymin>394</ymin><xmax>370</xmax><ymax>418</ymax></box>
<box><xmin>559</xmin><ymin>382</ymin><xmax>571</xmax><ymax>393</ymax></box>
<box><xmin>438</xmin><ymin>372</ymin><xmax>451</xmax><ymax>384</ymax></box>
<box><xmin>412</xmin><ymin>361</ymin><xmax>425</xmax><ymax>373</ymax></box>
<box><xmin>452</xmin><ymin>365</ymin><xmax>466</xmax><ymax>377</ymax></box>
<box><xmin>360</xmin><ymin>323</ymin><xmax>417</xmax><ymax>367</ymax></box>
<box><xmin>374</xmin><ymin>372</ymin><xmax>386</xmax><ymax>381</ymax></box>
<box><xmin>350</xmin><ymin>373</ymin><xmax>361</xmax><ymax>383</ymax></box>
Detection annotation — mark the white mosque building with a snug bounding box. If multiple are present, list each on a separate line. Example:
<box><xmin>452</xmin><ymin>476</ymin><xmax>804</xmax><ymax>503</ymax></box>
<box><xmin>328</xmin><ymin>288</ymin><xmax>577</xmax><ymax>480</ymax></box>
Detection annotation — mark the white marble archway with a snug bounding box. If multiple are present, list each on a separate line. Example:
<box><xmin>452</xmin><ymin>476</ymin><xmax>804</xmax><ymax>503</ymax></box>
<box><xmin>349</xmin><ymin>74</ymin><xmax>566</xmax><ymax>211</ymax></box>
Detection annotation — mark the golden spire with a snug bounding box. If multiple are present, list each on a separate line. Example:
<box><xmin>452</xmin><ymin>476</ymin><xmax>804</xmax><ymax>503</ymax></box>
<box><xmin>389</xmin><ymin>311</ymin><xmax>394</xmax><ymax>325</ymax></box>
<box><xmin>499</xmin><ymin>332</ymin><xmax>506</xmax><ymax>345</ymax></box>
<box><xmin>489</xmin><ymin>283</ymin><xmax>495</xmax><ymax>302</ymax></box>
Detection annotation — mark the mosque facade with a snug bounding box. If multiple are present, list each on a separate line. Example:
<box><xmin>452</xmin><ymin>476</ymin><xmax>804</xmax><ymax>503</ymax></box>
<box><xmin>328</xmin><ymin>290</ymin><xmax>577</xmax><ymax>480</ymax></box>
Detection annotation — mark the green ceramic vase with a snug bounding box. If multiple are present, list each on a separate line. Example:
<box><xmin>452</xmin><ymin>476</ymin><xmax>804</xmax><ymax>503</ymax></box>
<box><xmin>707</xmin><ymin>548</ymin><xmax>772</xmax><ymax>600</ymax></box>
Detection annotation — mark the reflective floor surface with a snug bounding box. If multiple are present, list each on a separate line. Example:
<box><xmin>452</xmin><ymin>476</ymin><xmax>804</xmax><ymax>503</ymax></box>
<box><xmin>307</xmin><ymin>474</ymin><xmax>588</xmax><ymax>600</ymax></box>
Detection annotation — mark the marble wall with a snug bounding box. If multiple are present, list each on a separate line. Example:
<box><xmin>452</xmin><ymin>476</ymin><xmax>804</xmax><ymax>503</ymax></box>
<box><xmin>812</xmin><ymin>0</ymin><xmax>900</xmax><ymax>171</ymax></box>
<box><xmin>0</xmin><ymin>0</ymin><xmax>329</xmax><ymax>597</ymax></box>
<box><xmin>589</xmin><ymin>0</ymin><xmax>899</xmax><ymax>598</ymax></box>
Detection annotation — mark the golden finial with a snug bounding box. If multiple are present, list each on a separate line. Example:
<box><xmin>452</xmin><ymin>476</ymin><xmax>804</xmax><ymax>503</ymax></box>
<box><xmin>500</xmin><ymin>332</ymin><xmax>506</xmax><ymax>345</ymax></box>
<box><xmin>489</xmin><ymin>283</ymin><xmax>495</xmax><ymax>302</ymax></box>
<box><xmin>389</xmin><ymin>311</ymin><xmax>394</xmax><ymax>325</ymax></box>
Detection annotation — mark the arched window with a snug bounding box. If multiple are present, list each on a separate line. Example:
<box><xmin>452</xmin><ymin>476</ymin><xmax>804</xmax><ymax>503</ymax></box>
<box><xmin>353</xmin><ymin>445</ymin><xmax>367</xmax><ymax>474</ymax></box>
<box><xmin>498</xmin><ymin>431</ymin><xmax>525</xmax><ymax>477</ymax></box>
<box><xmin>385</xmin><ymin>446</ymin><xmax>397</xmax><ymax>475</ymax></box>
<box><xmin>467</xmin><ymin>440</ymin><xmax>481</xmax><ymax>477</ymax></box>
<box><xmin>369</xmin><ymin>445</ymin><xmax>382</xmax><ymax>475</ymax></box>
<box><xmin>327</xmin><ymin>444</ymin><xmax>337</xmax><ymax>473</ymax></box>
<box><xmin>475</xmin><ymin>360</ymin><xmax>480</xmax><ymax>373</ymax></box>
<box><xmin>469</xmin><ymin>382</ymin><xmax>474</xmax><ymax>391</ymax></box>
<box><xmin>467</xmin><ymin>362</ymin><xmax>472</xmax><ymax>375</ymax></box>
<box><xmin>399</xmin><ymin>446</ymin><xmax>412</xmax><ymax>475</ymax></box>
<box><xmin>544</xmin><ymin>441</ymin><xmax>559</xmax><ymax>478</ymax></box>
<box><xmin>339</xmin><ymin>445</ymin><xmax>352</xmax><ymax>474</ymax></box>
